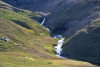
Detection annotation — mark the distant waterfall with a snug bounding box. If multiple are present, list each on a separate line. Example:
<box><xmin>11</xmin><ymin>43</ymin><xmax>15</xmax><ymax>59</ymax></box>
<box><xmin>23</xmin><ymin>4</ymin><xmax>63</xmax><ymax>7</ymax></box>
<box><xmin>41</xmin><ymin>18</ymin><xmax>46</xmax><ymax>25</ymax></box>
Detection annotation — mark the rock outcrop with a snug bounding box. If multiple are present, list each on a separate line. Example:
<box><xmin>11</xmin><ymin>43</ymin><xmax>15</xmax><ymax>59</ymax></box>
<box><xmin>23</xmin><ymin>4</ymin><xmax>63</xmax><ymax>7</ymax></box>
<box><xmin>62</xmin><ymin>18</ymin><xmax>100</xmax><ymax>64</ymax></box>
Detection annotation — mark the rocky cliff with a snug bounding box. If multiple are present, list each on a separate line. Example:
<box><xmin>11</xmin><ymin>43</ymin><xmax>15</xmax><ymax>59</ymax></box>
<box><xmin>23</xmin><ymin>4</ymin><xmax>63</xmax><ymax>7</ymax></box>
<box><xmin>62</xmin><ymin>17</ymin><xmax>100</xmax><ymax>64</ymax></box>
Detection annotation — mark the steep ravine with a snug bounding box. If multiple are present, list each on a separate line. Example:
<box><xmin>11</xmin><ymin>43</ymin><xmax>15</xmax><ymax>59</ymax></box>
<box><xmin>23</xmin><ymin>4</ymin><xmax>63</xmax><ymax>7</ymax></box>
<box><xmin>3</xmin><ymin>0</ymin><xmax>100</xmax><ymax>37</ymax></box>
<box><xmin>41</xmin><ymin>9</ymin><xmax>100</xmax><ymax>67</ymax></box>
<box><xmin>40</xmin><ymin>18</ymin><xmax>64</xmax><ymax>57</ymax></box>
<box><xmin>2</xmin><ymin>0</ymin><xmax>100</xmax><ymax>66</ymax></box>
<box><xmin>46</xmin><ymin>1</ymin><xmax>100</xmax><ymax>37</ymax></box>
<box><xmin>39</xmin><ymin>1</ymin><xmax>100</xmax><ymax>65</ymax></box>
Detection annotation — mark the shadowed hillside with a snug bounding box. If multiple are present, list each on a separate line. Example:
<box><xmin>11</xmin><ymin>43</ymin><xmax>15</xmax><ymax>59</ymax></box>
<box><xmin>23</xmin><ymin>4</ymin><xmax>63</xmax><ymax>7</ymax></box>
<box><xmin>0</xmin><ymin>0</ymin><xmax>100</xmax><ymax>67</ymax></box>
<box><xmin>46</xmin><ymin>0</ymin><xmax>100</xmax><ymax>36</ymax></box>
<box><xmin>3</xmin><ymin>0</ymin><xmax>58</xmax><ymax>11</ymax></box>
<box><xmin>62</xmin><ymin>17</ymin><xmax>100</xmax><ymax>65</ymax></box>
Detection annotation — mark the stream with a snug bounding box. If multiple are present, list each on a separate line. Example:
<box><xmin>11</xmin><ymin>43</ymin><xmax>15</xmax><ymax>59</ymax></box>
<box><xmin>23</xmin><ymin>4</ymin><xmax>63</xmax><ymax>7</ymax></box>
<box><xmin>41</xmin><ymin>18</ymin><xmax>65</xmax><ymax>57</ymax></box>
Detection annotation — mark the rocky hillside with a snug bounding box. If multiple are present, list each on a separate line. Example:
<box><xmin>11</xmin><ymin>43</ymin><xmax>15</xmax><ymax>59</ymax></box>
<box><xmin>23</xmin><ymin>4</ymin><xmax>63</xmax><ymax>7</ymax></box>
<box><xmin>46</xmin><ymin>0</ymin><xmax>100</xmax><ymax>36</ymax></box>
<box><xmin>62</xmin><ymin>17</ymin><xmax>100</xmax><ymax>65</ymax></box>
<box><xmin>3</xmin><ymin>0</ymin><xmax>100</xmax><ymax>37</ymax></box>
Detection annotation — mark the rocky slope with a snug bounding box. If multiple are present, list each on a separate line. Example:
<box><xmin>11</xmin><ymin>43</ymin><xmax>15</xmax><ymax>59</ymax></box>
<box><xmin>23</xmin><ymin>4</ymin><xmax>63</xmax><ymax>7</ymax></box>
<box><xmin>3</xmin><ymin>0</ymin><xmax>100</xmax><ymax>37</ymax></box>
<box><xmin>46</xmin><ymin>0</ymin><xmax>100</xmax><ymax>36</ymax></box>
<box><xmin>62</xmin><ymin>17</ymin><xmax>100</xmax><ymax>65</ymax></box>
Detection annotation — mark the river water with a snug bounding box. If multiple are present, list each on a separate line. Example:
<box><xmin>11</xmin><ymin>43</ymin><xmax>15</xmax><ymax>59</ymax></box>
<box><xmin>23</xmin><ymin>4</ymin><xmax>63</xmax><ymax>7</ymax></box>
<box><xmin>41</xmin><ymin>18</ymin><xmax>65</xmax><ymax>57</ymax></box>
<box><xmin>55</xmin><ymin>38</ymin><xmax>64</xmax><ymax>56</ymax></box>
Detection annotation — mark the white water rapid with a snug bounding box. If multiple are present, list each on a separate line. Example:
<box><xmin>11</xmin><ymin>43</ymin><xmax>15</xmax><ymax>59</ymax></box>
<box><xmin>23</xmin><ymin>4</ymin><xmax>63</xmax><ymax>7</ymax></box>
<box><xmin>40</xmin><ymin>18</ymin><xmax>64</xmax><ymax>57</ymax></box>
<box><xmin>41</xmin><ymin>18</ymin><xmax>46</xmax><ymax>25</ymax></box>
<box><xmin>55</xmin><ymin>38</ymin><xmax>65</xmax><ymax>56</ymax></box>
<box><xmin>53</xmin><ymin>35</ymin><xmax>63</xmax><ymax>39</ymax></box>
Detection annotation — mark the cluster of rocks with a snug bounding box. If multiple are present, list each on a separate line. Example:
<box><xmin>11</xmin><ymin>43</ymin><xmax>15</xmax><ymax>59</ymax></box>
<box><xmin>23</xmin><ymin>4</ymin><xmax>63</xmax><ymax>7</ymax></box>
<box><xmin>1</xmin><ymin>37</ymin><xmax>9</xmax><ymax>42</ymax></box>
<box><xmin>1</xmin><ymin>37</ymin><xmax>19</xmax><ymax>46</ymax></box>
<box><xmin>14</xmin><ymin>43</ymin><xmax>19</xmax><ymax>46</ymax></box>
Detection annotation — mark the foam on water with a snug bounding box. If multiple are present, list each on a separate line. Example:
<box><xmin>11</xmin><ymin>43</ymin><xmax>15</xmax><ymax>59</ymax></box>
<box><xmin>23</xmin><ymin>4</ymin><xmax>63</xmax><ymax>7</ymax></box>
<box><xmin>55</xmin><ymin>38</ymin><xmax>64</xmax><ymax>56</ymax></box>
<box><xmin>53</xmin><ymin>35</ymin><xmax>63</xmax><ymax>39</ymax></box>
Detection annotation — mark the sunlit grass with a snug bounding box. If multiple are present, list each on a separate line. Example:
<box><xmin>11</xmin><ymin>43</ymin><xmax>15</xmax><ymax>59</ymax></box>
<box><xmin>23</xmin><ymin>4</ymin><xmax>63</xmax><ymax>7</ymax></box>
<box><xmin>0</xmin><ymin>52</ymin><xmax>97</xmax><ymax>67</ymax></box>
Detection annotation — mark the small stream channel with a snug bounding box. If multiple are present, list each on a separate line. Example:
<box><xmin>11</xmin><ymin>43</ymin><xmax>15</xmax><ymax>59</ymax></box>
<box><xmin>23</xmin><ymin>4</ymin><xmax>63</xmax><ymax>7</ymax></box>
<box><xmin>41</xmin><ymin>18</ymin><xmax>65</xmax><ymax>57</ymax></box>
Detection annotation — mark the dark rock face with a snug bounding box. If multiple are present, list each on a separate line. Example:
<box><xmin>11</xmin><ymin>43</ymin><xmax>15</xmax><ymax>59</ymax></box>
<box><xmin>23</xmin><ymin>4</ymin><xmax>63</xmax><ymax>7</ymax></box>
<box><xmin>46</xmin><ymin>1</ymin><xmax>100</xmax><ymax>36</ymax></box>
<box><xmin>62</xmin><ymin>20</ymin><xmax>100</xmax><ymax>64</ymax></box>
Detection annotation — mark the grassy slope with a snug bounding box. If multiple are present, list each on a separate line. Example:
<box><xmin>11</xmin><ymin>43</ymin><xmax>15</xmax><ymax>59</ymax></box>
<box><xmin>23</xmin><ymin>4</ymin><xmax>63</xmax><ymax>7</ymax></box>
<box><xmin>0</xmin><ymin>52</ymin><xmax>97</xmax><ymax>67</ymax></box>
<box><xmin>0</xmin><ymin>0</ymin><xmax>57</xmax><ymax>56</ymax></box>
<box><xmin>0</xmin><ymin>0</ymin><xmax>98</xmax><ymax>67</ymax></box>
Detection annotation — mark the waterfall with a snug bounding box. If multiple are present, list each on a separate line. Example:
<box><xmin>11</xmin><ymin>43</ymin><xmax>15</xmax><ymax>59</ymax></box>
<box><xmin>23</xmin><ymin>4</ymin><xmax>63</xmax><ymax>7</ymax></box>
<box><xmin>41</xmin><ymin>18</ymin><xmax>46</xmax><ymax>25</ymax></box>
<box><xmin>40</xmin><ymin>18</ymin><xmax>64</xmax><ymax>57</ymax></box>
<box><xmin>40</xmin><ymin>18</ymin><xmax>50</xmax><ymax>31</ymax></box>
<box><xmin>54</xmin><ymin>35</ymin><xmax>65</xmax><ymax>57</ymax></box>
